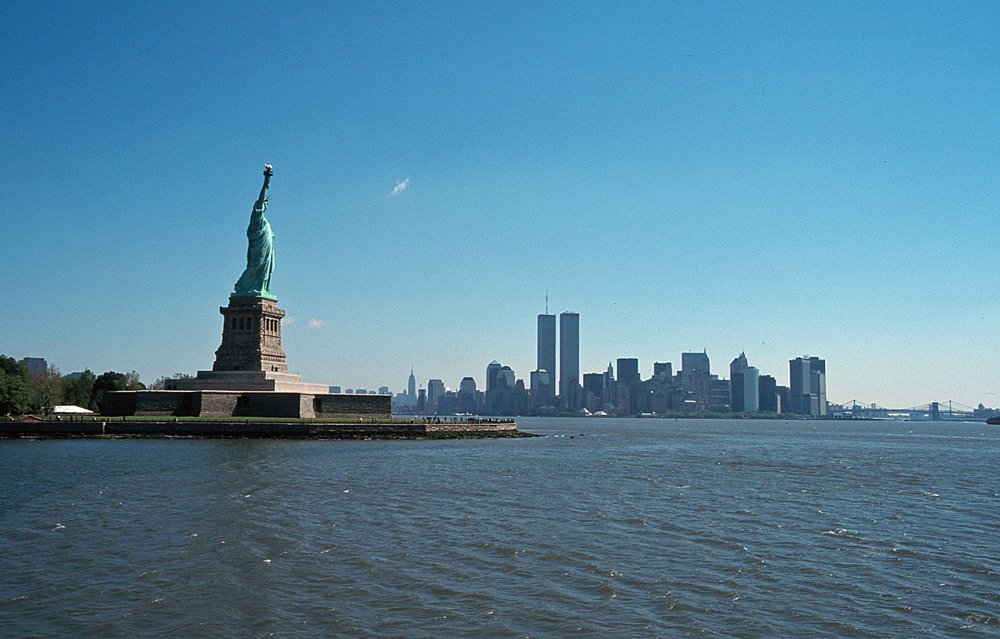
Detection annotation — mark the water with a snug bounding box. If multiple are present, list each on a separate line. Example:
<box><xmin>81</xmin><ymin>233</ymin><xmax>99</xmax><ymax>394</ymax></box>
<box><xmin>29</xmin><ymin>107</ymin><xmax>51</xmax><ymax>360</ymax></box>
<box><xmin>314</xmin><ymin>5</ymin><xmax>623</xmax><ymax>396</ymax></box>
<box><xmin>1</xmin><ymin>418</ymin><xmax>998</xmax><ymax>638</ymax></box>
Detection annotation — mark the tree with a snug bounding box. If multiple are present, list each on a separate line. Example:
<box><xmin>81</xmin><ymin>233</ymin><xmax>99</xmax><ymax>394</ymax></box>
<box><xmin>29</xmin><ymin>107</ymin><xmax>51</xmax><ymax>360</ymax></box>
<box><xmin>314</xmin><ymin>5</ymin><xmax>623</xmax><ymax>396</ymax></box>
<box><xmin>92</xmin><ymin>371</ymin><xmax>146</xmax><ymax>412</ymax></box>
<box><xmin>0</xmin><ymin>355</ymin><xmax>34</xmax><ymax>415</ymax></box>
<box><xmin>63</xmin><ymin>370</ymin><xmax>97</xmax><ymax>411</ymax></box>
<box><xmin>29</xmin><ymin>364</ymin><xmax>65</xmax><ymax>411</ymax></box>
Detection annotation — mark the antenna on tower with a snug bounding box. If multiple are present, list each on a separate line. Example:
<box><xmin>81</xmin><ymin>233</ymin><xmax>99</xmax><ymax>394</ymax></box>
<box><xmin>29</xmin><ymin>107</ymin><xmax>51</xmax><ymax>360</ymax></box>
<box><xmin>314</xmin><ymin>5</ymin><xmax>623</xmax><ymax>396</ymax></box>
<box><xmin>545</xmin><ymin>291</ymin><xmax>549</xmax><ymax>314</ymax></box>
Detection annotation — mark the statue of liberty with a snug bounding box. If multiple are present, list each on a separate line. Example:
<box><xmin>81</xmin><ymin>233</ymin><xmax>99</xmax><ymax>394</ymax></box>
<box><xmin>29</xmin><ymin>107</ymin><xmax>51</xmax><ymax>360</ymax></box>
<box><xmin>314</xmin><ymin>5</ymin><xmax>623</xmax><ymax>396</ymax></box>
<box><xmin>233</xmin><ymin>165</ymin><xmax>276</xmax><ymax>299</ymax></box>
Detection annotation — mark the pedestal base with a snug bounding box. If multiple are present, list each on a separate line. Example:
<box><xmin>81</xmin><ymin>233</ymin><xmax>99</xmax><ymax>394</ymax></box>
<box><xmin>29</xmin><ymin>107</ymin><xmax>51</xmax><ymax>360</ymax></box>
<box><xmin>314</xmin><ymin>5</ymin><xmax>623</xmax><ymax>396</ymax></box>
<box><xmin>101</xmin><ymin>390</ymin><xmax>391</xmax><ymax>419</ymax></box>
<box><xmin>166</xmin><ymin>370</ymin><xmax>329</xmax><ymax>394</ymax></box>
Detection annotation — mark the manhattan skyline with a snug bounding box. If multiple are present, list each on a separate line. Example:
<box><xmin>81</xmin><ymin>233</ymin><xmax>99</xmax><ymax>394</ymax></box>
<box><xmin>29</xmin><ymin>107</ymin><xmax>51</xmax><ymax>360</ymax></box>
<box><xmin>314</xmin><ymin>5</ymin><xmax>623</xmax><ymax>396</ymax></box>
<box><xmin>4</xmin><ymin>2</ymin><xmax>999</xmax><ymax>409</ymax></box>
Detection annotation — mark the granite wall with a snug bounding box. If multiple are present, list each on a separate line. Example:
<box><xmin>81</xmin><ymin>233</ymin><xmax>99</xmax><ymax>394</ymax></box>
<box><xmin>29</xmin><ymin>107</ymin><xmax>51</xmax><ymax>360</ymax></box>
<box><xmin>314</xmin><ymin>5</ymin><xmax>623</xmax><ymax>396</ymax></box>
<box><xmin>102</xmin><ymin>391</ymin><xmax>391</xmax><ymax>419</ymax></box>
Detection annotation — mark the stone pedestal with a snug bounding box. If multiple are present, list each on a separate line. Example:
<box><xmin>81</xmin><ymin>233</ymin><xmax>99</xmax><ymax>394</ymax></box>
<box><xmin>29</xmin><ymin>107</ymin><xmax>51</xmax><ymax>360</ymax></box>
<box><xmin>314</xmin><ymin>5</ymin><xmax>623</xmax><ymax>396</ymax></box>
<box><xmin>167</xmin><ymin>295</ymin><xmax>328</xmax><ymax>396</ymax></box>
<box><xmin>214</xmin><ymin>296</ymin><xmax>287</xmax><ymax>373</ymax></box>
<box><xmin>166</xmin><ymin>370</ymin><xmax>329</xmax><ymax>395</ymax></box>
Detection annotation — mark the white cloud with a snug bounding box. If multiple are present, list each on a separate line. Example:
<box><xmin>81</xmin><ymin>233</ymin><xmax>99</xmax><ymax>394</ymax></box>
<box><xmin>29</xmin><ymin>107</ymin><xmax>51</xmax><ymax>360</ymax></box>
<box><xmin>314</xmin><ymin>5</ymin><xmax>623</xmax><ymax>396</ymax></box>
<box><xmin>308</xmin><ymin>319</ymin><xmax>326</xmax><ymax>329</ymax></box>
<box><xmin>283</xmin><ymin>316</ymin><xmax>295</xmax><ymax>325</ymax></box>
<box><xmin>389</xmin><ymin>177</ymin><xmax>410</xmax><ymax>196</ymax></box>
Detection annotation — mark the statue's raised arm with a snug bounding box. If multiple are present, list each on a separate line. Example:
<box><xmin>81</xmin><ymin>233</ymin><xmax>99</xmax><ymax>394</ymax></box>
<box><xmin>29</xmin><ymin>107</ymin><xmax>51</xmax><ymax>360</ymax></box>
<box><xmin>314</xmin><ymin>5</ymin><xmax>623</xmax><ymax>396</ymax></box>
<box><xmin>232</xmin><ymin>165</ymin><xmax>277</xmax><ymax>300</ymax></box>
<box><xmin>257</xmin><ymin>164</ymin><xmax>273</xmax><ymax>207</ymax></box>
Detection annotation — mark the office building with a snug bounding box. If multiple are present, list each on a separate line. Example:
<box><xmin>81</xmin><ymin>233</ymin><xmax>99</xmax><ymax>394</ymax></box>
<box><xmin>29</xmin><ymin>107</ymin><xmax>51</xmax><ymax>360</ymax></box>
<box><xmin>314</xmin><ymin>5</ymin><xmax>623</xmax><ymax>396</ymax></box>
<box><xmin>486</xmin><ymin>361</ymin><xmax>502</xmax><ymax>392</ymax></box>
<box><xmin>758</xmin><ymin>375</ymin><xmax>778</xmax><ymax>412</ymax></box>
<box><xmin>536</xmin><ymin>313</ymin><xmax>556</xmax><ymax>402</ymax></box>
<box><xmin>743</xmin><ymin>366</ymin><xmax>759</xmax><ymax>412</ymax></box>
<box><xmin>653</xmin><ymin>362</ymin><xmax>672</xmax><ymax>379</ymax></box>
<box><xmin>458</xmin><ymin>377</ymin><xmax>477</xmax><ymax>413</ymax></box>
<box><xmin>730</xmin><ymin>353</ymin><xmax>748</xmax><ymax>412</ymax></box>
<box><xmin>530</xmin><ymin>369</ymin><xmax>552</xmax><ymax>407</ymax></box>
<box><xmin>789</xmin><ymin>357</ymin><xmax>827</xmax><ymax>416</ymax></box>
<box><xmin>427</xmin><ymin>379</ymin><xmax>445</xmax><ymax>409</ymax></box>
<box><xmin>682</xmin><ymin>352</ymin><xmax>710</xmax><ymax>376</ymax></box>
<box><xmin>22</xmin><ymin>358</ymin><xmax>47</xmax><ymax>375</ymax></box>
<box><xmin>617</xmin><ymin>358</ymin><xmax>640</xmax><ymax>388</ymax></box>
<box><xmin>559</xmin><ymin>312</ymin><xmax>579</xmax><ymax>404</ymax></box>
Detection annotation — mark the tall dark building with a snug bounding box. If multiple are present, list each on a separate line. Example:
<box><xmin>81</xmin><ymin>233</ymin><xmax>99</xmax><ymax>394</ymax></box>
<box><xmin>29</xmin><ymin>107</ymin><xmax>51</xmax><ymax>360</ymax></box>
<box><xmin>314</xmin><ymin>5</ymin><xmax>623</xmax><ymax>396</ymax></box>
<box><xmin>758</xmin><ymin>374</ymin><xmax>778</xmax><ymax>412</ymax></box>
<box><xmin>559</xmin><ymin>312</ymin><xmax>579</xmax><ymax>403</ymax></box>
<box><xmin>582</xmin><ymin>373</ymin><xmax>604</xmax><ymax>400</ymax></box>
<box><xmin>653</xmin><ymin>362</ymin><xmax>672</xmax><ymax>379</ymax></box>
<box><xmin>730</xmin><ymin>353</ymin><xmax>748</xmax><ymax>412</ymax></box>
<box><xmin>617</xmin><ymin>358</ymin><xmax>640</xmax><ymax>387</ymax></box>
<box><xmin>681</xmin><ymin>352</ymin><xmax>710</xmax><ymax>376</ymax></box>
<box><xmin>486</xmin><ymin>361</ymin><xmax>502</xmax><ymax>392</ymax></box>
<box><xmin>536</xmin><ymin>313</ymin><xmax>556</xmax><ymax>402</ymax></box>
<box><xmin>789</xmin><ymin>357</ymin><xmax>826</xmax><ymax>416</ymax></box>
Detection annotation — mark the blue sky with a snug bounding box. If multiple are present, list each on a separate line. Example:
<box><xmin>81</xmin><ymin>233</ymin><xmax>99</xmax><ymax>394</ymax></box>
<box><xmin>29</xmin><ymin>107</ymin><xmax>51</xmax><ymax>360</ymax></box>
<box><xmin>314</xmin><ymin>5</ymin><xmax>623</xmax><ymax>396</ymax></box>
<box><xmin>4</xmin><ymin>1</ymin><xmax>999</xmax><ymax>409</ymax></box>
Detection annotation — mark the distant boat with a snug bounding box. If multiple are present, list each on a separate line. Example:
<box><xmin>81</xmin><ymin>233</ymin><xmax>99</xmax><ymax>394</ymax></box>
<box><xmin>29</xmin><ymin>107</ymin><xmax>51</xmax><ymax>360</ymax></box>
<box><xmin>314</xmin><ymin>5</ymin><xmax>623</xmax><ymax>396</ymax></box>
<box><xmin>986</xmin><ymin>417</ymin><xmax>1000</xmax><ymax>425</ymax></box>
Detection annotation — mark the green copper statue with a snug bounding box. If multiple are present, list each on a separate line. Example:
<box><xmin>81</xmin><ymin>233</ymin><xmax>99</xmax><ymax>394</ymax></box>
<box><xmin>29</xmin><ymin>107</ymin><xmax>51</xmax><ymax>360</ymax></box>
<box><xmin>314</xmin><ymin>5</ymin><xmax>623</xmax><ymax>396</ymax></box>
<box><xmin>233</xmin><ymin>165</ymin><xmax>276</xmax><ymax>299</ymax></box>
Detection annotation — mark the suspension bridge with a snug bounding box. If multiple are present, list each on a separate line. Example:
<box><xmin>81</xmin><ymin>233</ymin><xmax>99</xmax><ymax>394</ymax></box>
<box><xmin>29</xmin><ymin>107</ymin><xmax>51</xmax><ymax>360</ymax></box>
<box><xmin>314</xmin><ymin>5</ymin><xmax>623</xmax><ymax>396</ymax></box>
<box><xmin>831</xmin><ymin>400</ymin><xmax>988</xmax><ymax>421</ymax></box>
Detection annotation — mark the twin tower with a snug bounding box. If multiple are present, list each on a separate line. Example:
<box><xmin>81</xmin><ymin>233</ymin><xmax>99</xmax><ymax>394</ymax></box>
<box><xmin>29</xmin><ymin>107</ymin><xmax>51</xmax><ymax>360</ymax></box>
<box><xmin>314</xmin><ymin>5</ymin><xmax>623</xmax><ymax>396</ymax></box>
<box><xmin>535</xmin><ymin>311</ymin><xmax>579</xmax><ymax>406</ymax></box>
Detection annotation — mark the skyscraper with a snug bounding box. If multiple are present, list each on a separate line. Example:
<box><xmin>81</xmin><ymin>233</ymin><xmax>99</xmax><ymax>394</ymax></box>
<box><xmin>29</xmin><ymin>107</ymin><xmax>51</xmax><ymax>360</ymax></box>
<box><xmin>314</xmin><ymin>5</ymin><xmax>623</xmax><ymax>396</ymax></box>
<box><xmin>407</xmin><ymin>367</ymin><xmax>416</xmax><ymax>405</ymax></box>
<box><xmin>758</xmin><ymin>374</ymin><xmax>778</xmax><ymax>412</ymax></box>
<box><xmin>529</xmin><ymin>369</ymin><xmax>552</xmax><ymax>406</ymax></box>
<box><xmin>486</xmin><ymin>361</ymin><xmax>502</xmax><ymax>391</ymax></box>
<box><xmin>458</xmin><ymin>377</ymin><xmax>477</xmax><ymax>413</ymax></box>
<box><xmin>559</xmin><ymin>312</ymin><xmax>579</xmax><ymax>404</ymax></box>
<box><xmin>617</xmin><ymin>358</ymin><xmax>640</xmax><ymax>387</ymax></box>
<box><xmin>743</xmin><ymin>366</ymin><xmax>759</xmax><ymax>412</ymax></box>
<box><xmin>730</xmin><ymin>353</ymin><xmax>748</xmax><ymax>412</ymax></box>
<box><xmin>536</xmin><ymin>313</ymin><xmax>556</xmax><ymax>402</ymax></box>
<box><xmin>427</xmin><ymin>379</ymin><xmax>445</xmax><ymax>409</ymax></box>
<box><xmin>789</xmin><ymin>356</ymin><xmax>827</xmax><ymax>416</ymax></box>
<box><xmin>682</xmin><ymin>352</ymin><xmax>711</xmax><ymax>376</ymax></box>
<box><xmin>653</xmin><ymin>362</ymin><xmax>672</xmax><ymax>379</ymax></box>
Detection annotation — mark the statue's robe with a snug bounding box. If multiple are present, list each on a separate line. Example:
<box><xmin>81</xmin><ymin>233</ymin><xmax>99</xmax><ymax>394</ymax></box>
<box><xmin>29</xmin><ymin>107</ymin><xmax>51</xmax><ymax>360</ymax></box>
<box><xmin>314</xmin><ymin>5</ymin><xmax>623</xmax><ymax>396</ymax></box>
<box><xmin>233</xmin><ymin>198</ymin><xmax>274</xmax><ymax>298</ymax></box>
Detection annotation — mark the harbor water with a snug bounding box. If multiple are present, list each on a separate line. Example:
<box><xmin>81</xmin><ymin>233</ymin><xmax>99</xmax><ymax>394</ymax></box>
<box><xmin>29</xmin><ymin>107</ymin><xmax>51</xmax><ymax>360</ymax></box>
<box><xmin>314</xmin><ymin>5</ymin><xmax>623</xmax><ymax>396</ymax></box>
<box><xmin>1</xmin><ymin>418</ymin><xmax>998</xmax><ymax>637</ymax></box>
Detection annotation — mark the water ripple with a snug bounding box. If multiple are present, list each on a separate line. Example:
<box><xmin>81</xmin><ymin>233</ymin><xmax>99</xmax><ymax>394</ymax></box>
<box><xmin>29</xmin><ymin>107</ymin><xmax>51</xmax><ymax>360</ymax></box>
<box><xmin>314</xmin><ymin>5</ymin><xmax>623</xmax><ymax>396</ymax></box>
<box><xmin>1</xmin><ymin>420</ymin><xmax>999</xmax><ymax>637</ymax></box>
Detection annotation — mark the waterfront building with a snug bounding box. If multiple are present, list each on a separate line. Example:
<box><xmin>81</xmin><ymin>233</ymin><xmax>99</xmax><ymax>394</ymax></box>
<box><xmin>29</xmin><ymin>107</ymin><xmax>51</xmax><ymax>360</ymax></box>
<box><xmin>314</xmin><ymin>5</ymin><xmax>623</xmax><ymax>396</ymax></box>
<box><xmin>653</xmin><ymin>362</ymin><xmax>672</xmax><ymax>380</ymax></box>
<box><xmin>458</xmin><ymin>377</ymin><xmax>477</xmax><ymax>413</ymax></box>
<box><xmin>617</xmin><ymin>358</ymin><xmax>640</xmax><ymax>388</ymax></box>
<box><xmin>680</xmin><ymin>351</ymin><xmax>714</xmax><ymax>411</ymax></box>
<box><xmin>615</xmin><ymin>358</ymin><xmax>640</xmax><ymax>414</ymax></box>
<box><xmin>499</xmin><ymin>365</ymin><xmax>515</xmax><ymax>390</ymax></box>
<box><xmin>789</xmin><ymin>357</ymin><xmax>827</xmax><ymax>416</ymax></box>
<box><xmin>758</xmin><ymin>375</ymin><xmax>778</xmax><ymax>412</ymax></box>
<box><xmin>602</xmin><ymin>362</ymin><xmax>616</xmax><ymax>409</ymax></box>
<box><xmin>582</xmin><ymin>372</ymin><xmax>604</xmax><ymax>412</ymax></box>
<box><xmin>743</xmin><ymin>366</ymin><xmax>759</xmax><ymax>412</ymax></box>
<box><xmin>485</xmin><ymin>361</ymin><xmax>515</xmax><ymax>414</ymax></box>
<box><xmin>730</xmin><ymin>353</ymin><xmax>748</xmax><ymax>412</ymax></box>
<box><xmin>427</xmin><ymin>379</ymin><xmax>445</xmax><ymax>410</ymax></box>
<box><xmin>777</xmin><ymin>385</ymin><xmax>790</xmax><ymax>413</ymax></box>
<box><xmin>530</xmin><ymin>369</ymin><xmax>552</xmax><ymax>407</ymax></box>
<box><xmin>681</xmin><ymin>352</ymin><xmax>710</xmax><ymax>377</ymax></box>
<box><xmin>486</xmin><ymin>361</ymin><xmax>502</xmax><ymax>392</ymax></box>
<box><xmin>437</xmin><ymin>391</ymin><xmax>457</xmax><ymax>415</ymax></box>
<box><xmin>707</xmin><ymin>377</ymin><xmax>731</xmax><ymax>413</ymax></box>
<box><xmin>559</xmin><ymin>312</ymin><xmax>579</xmax><ymax>407</ymax></box>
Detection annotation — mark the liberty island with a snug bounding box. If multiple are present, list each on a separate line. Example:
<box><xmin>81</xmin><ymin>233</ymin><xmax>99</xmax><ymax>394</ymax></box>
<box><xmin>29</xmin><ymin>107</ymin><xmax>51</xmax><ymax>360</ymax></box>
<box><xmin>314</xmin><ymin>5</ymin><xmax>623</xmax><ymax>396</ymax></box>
<box><xmin>81</xmin><ymin>165</ymin><xmax>519</xmax><ymax>436</ymax></box>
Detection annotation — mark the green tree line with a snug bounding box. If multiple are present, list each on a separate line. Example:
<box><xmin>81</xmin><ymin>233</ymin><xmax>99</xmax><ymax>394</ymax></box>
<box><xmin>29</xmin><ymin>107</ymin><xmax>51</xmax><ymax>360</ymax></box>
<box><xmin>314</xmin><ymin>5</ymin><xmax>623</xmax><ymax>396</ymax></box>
<box><xmin>0</xmin><ymin>355</ymin><xmax>148</xmax><ymax>415</ymax></box>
